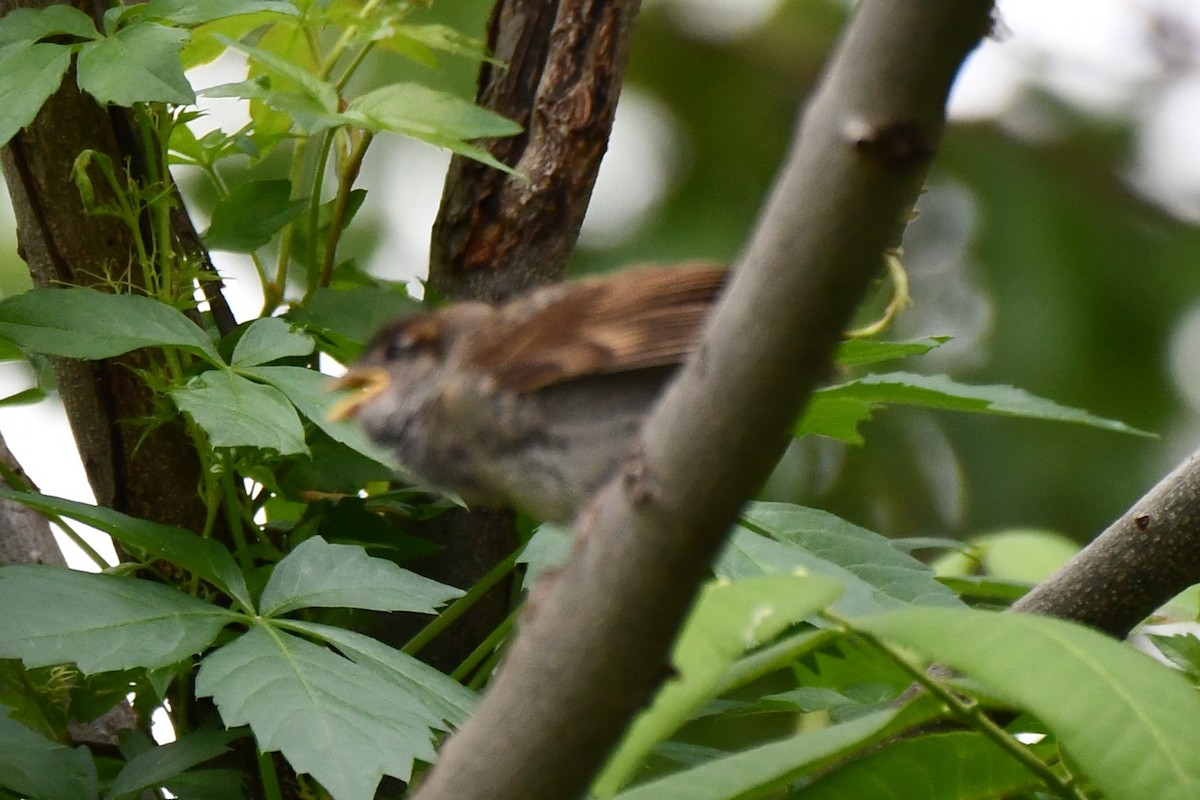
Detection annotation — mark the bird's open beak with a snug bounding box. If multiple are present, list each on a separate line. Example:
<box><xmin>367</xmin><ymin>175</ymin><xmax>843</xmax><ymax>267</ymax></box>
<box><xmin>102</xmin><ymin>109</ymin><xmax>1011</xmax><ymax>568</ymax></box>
<box><xmin>327</xmin><ymin>368</ymin><xmax>391</xmax><ymax>422</ymax></box>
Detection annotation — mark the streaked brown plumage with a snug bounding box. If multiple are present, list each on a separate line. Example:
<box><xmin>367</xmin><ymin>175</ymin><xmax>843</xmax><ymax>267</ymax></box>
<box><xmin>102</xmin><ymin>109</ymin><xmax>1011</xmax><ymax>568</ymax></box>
<box><xmin>330</xmin><ymin>263</ymin><xmax>725</xmax><ymax>521</ymax></box>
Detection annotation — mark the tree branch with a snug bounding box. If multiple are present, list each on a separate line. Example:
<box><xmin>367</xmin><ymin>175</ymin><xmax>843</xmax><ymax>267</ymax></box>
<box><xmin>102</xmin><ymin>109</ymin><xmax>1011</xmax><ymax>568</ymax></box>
<box><xmin>411</xmin><ymin>3</ymin><xmax>995</xmax><ymax>799</ymax></box>
<box><xmin>0</xmin><ymin>436</ymin><xmax>66</xmax><ymax>568</ymax></box>
<box><xmin>1013</xmin><ymin>449</ymin><xmax>1200</xmax><ymax>637</ymax></box>
<box><xmin>430</xmin><ymin>0</ymin><xmax>642</xmax><ymax>301</ymax></box>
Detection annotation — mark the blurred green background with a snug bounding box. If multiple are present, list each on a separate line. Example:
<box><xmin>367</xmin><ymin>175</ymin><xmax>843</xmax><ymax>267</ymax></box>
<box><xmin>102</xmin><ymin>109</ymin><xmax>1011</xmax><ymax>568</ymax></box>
<box><xmin>1</xmin><ymin>0</ymin><xmax>1196</xmax><ymax>546</ymax></box>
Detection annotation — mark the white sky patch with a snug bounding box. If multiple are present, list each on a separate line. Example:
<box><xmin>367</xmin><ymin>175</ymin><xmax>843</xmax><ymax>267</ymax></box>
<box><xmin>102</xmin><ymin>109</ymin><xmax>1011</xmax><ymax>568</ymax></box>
<box><xmin>951</xmin><ymin>0</ymin><xmax>1200</xmax><ymax>222</ymax></box>
<box><xmin>580</xmin><ymin>89</ymin><xmax>684</xmax><ymax>250</ymax></box>
<box><xmin>650</xmin><ymin>0</ymin><xmax>784</xmax><ymax>42</ymax></box>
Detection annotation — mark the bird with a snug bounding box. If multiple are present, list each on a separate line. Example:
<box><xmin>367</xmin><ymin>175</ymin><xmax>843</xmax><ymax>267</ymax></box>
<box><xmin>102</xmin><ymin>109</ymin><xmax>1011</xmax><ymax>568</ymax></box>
<box><xmin>329</xmin><ymin>263</ymin><xmax>726</xmax><ymax>522</ymax></box>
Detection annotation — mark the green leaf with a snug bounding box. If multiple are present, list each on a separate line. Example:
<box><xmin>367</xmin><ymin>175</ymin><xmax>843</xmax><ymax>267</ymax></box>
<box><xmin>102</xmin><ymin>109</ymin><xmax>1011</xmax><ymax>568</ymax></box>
<box><xmin>797</xmin><ymin>731</ymin><xmax>1040</xmax><ymax>799</ymax></box>
<box><xmin>383</xmin><ymin>23</ymin><xmax>491</xmax><ymax>64</ymax></box>
<box><xmin>230</xmin><ymin>317</ymin><xmax>314</xmax><ymax>367</ymax></box>
<box><xmin>718</xmin><ymin>503</ymin><xmax>962</xmax><ymax>616</ymax></box>
<box><xmin>275</xmin><ymin>430</ymin><xmax>394</xmax><ymax>495</ymax></box>
<box><xmin>519</xmin><ymin>523</ymin><xmax>573</xmax><ymax>589</ymax></box>
<box><xmin>0</xmin><ymin>707</ymin><xmax>98</xmax><ymax>800</ymax></box>
<box><xmin>856</xmin><ymin>607</ymin><xmax>1200</xmax><ymax>800</ymax></box>
<box><xmin>346</xmin><ymin>82</ymin><xmax>521</xmax><ymax>170</ymax></box>
<box><xmin>259</xmin><ymin>535</ymin><xmax>461</xmax><ymax>617</ymax></box>
<box><xmin>609</xmin><ymin>710</ymin><xmax>897</xmax><ymax>800</ymax></box>
<box><xmin>0</xmin><ymin>42</ymin><xmax>70</xmax><ymax>148</ymax></box>
<box><xmin>280</xmin><ymin>620</ymin><xmax>475</xmax><ymax>726</ymax></box>
<box><xmin>242</xmin><ymin>365</ymin><xmax>392</xmax><ymax>462</ymax></box>
<box><xmin>286</xmin><ymin>285</ymin><xmax>420</xmax><ymax>360</ymax></box>
<box><xmin>76</xmin><ymin>23</ymin><xmax>194</xmax><ymax>105</ymax></box>
<box><xmin>0</xmin><ymin>336</ymin><xmax>24</xmax><ymax>361</ymax></box>
<box><xmin>350</xmin><ymin>83</ymin><xmax>521</xmax><ymax>140</ymax></box>
<box><xmin>794</xmin><ymin>395</ymin><xmax>871</xmax><ymax>444</ymax></box>
<box><xmin>932</xmin><ymin>528</ymin><xmax>1079</xmax><ymax>585</ymax></box>
<box><xmin>595</xmin><ymin>573</ymin><xmax>844</xmax><ymax>795</ymax></box>
<box><xmin>0</xmin><ymin>488</ymin><xmax>252</xmax><ymax>612</ymax></box>
<box><xmin>0</xmin><ymin>287</ymin><xmax>220</xmax><ymax>363</ymax></box>
<box><xmin>161</xmin><ymin>768</ymin><xmax>245</xmax><ymax>800</ymax></box>
<box><xmin>218</xmin><ymin>36</ymin><xmax>338</xmax><ymax>115</ymax></box>
<box><xmin>0</xmin><ymin>386</ymin><xmax>45</xmax><ymax>406</ymax></box>
<box><xmin>196</xmin><ymin>626</ymin><xmax>440</xmax><ymax>800</ymax></box>
<box><xmin>204</xmin><ymin>179</ymin><xmax>307</xmax><ymax>252</ymax></box>
<box><xmin>0</xmin><ymin>5</ymin><xmax>98</xmax><ymax>44</ymax></box>
<box><xmin>141</xmin><ymin>0</ymin><xmax>298</xmax><ymax>26</ymax></box>
<box><xmin>171</xmin><ymin>370</ymin><xmax>309</xmax><ymax>455</ymax></box>
<box><xmin>106</xmin><ymin>728</ymin><xmax>242</xmax><ymax>800</ymax></box>
<box><xmin>974</xmin><ymin>529</ymin><xmax>1078</xmax><ymax>583</ymax></box>
<box><xmin>933</xmin><ymin>575</ymin><xmax>1030</xmax><ymax>605</ymax></box>
<box><xmin>797</xmin><ymin>371</ymin><xmax>1153</xmax><ymax>443</ymax></box>
<box><xmin>204</xmin><ymin>178</ymin><xmax>304</xmax><ymax>251</ymax></box>
<box><xmin>0</xmin><ymin>566</ymin><xmax>236</xmax><ymax>673</ymax></box>
<box><xmin>1147</xmin><ymin>633</ymin><xmax>1200</xmax><ymax>679</ymax></box>
<box><xmin>834</xmin><ymin>336</ymin><xmax>950</xmax><ymax>367</ymax></box>
<box><xmin>0</xmin><ymin>660</ymin><xmax>67</xmax><ymax>741</ymax></box>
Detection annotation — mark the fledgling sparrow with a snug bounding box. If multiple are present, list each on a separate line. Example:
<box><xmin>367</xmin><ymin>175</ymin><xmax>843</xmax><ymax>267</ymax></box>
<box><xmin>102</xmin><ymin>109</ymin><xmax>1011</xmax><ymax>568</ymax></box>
<box><xmin>329</xmin><ymin>264</ymin><xmax>726</xmax><ymax>522</ymax></box>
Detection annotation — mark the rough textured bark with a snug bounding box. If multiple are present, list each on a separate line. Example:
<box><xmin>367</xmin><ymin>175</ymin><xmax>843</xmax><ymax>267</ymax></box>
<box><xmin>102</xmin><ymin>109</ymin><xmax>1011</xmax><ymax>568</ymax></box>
<box><xmin>430</xmin><ymin>0</ymin><xmax>643</xmax><ymax>302</ymax></box>
<box><xmin>412</xmin><ymin>2</ymin><xmax>996</xmax><ymax>799</ymax></box>
<box><xmin>392</xmin><ymin>506</ymin><xmax>517</xmax><ymax>673</ymax></box>
<box><xmin>1013</xmin><ymin>449</ymin><xmax>1200</xmax><ymax>638</ymax></box>
<box><xmin>0</xmin><ymin>437</ymin><xmax>63</xmax><ymax>568</ymax></box>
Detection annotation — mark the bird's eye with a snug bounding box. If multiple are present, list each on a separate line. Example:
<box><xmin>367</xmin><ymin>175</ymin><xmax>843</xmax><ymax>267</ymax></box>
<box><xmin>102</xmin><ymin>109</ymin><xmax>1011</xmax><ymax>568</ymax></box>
<box><xmin>383</xmin><ymin>339</ymin><xmax>406</xmax><ymax>361</ymax></box>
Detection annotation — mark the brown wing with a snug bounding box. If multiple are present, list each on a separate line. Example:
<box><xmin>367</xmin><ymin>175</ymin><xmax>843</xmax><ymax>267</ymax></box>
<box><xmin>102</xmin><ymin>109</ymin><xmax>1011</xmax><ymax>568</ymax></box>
<box><xmin>467</xmin><ymin>264</ymin><xmax>726</xmax><ymax>393</ymax></box>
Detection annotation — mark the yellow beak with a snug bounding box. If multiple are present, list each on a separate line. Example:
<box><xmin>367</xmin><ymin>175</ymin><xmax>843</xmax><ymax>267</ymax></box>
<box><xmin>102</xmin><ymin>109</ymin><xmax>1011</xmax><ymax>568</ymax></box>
<box><xmin>326</xmin><ymin>368</ymin><xmax>391</xmax><ymax>422</ymax></box>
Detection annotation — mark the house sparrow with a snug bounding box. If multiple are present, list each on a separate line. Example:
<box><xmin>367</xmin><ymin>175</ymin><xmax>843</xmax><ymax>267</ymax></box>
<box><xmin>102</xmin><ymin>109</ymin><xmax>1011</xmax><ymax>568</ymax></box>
<box><xmin>329</xmin><ymin>264</ymin><xmax>726</xmax><ymax>522</ymax></box>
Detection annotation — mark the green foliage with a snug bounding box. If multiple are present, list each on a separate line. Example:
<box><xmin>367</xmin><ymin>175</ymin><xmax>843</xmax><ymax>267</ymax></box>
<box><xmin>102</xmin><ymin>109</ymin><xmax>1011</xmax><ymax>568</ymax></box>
<box><xmin>0</xmin><ymin>42</ymin><xmax>72</xmax><ymax>147</ymax></box>
<box><xmin>0</xmin><ymin>566</ymin><xmax>236</xmax><ymax>673</ymax></box>
<box><xmin>279</xmin><ymin>620</ymin><xmax>475</xmax><ymax>725</ymax></box>
<box><xmin>833</xmin><ymin>336</ymin><xmax>951</xmax><ymax>366</ymax></box>
<box><xmin>76</xmin><ymin>23</ymin><xmax>194</xmax><ymax>105</ymax></box>
<box><xmin>610</xmin><ymin>709</ymin><xmax>901</xmax><ymax>800</ymax></box>
<box><xmin>171</xmin><ymin>370</ymin><xmax>310</xmax><ymax>455</ymax></box>
<box><xmin>0</xmin><ymin>288</ymin><xmax>221</xmax><ymax>363</ymax></box>
<box><xmin>259</xmin><ymin>535</ymin><xmax>463</xmax><ymax>616</ymax></box>
<box><xmin>798</xmin><ymin>370</ymin><xmax>1152</xmax><ymax>445</ymax></box>
<box><xmin>857</xmin><ymin>609</ymin><xmax>1200</xmax><ymax>800</ymax></box>
<box><xmin>196</xmin><ymin>627</ymin><xmax>441</xmax><ymax>800</ymax></box>
<box><xmin>229</xmin><ymin>317</ymin><xmax>315</xmax><ymax>367</ymax></box>
<box><xmin>345</xmin><ymin>82</ymin><xmax>523</xmax><ymax>171</ymax></box>
<box><xmin>0</xmin><ymin>706</ymin><xmax>98</xmax><ymax>800</ymax></box>
<box><xmin>0</xmin><ymin>2</ymin><xmax>1185</xmax><ymax>799</ymax></box>
<box><xmin>105</xmin><ymin>728</ymin><xmax>243</xmax><ymax>800</ymax></box>
<box><xmin>204</xmin><ymin>179</ymin><xmax>308</xmax><ymax>253</ymax></box>
<box><xmin>720</xmin><ymin>503</ymin><xmax>962</xmax><ymax>615</ymax></box>
<box><xmin>933</xmin><ymin>528</ymin><xmax>1081</xmax><ymax>585</ymax></box>
<box><xmin>0</xmin><ymin>489</ymin><xmax>252</xmax><ymax>610</ymax></box>
<box><xmin>786</xmin><ymin>731</ymin><xmax>1044</xmax><ymax>800</ymax></box>
<box><xmin>0</xmin><ymin>522</ymin><xmax>464</xmax><ymax>799</ymax></box>
<box><xmin>595</xmin><ymin>574</ymin><xmax>844</xmax><ymax>794</ymax></box>
<box><xmin>285</xmin><ymin>285</ymin><xmax>422</xmax><ymax>361</ymax></box>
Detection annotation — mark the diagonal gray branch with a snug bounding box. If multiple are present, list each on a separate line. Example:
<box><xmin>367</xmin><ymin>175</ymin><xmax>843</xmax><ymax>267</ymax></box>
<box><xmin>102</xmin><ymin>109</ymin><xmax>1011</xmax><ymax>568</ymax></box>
<box><xmin>1013</xmin><ymin>448</ymin><xmax>1200</xmax><ymax>638</ymax></box>
<box><xmin>411</xmin><ymin>3</ymin><xmax>996</xmax><ymax>799</ymax></box>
